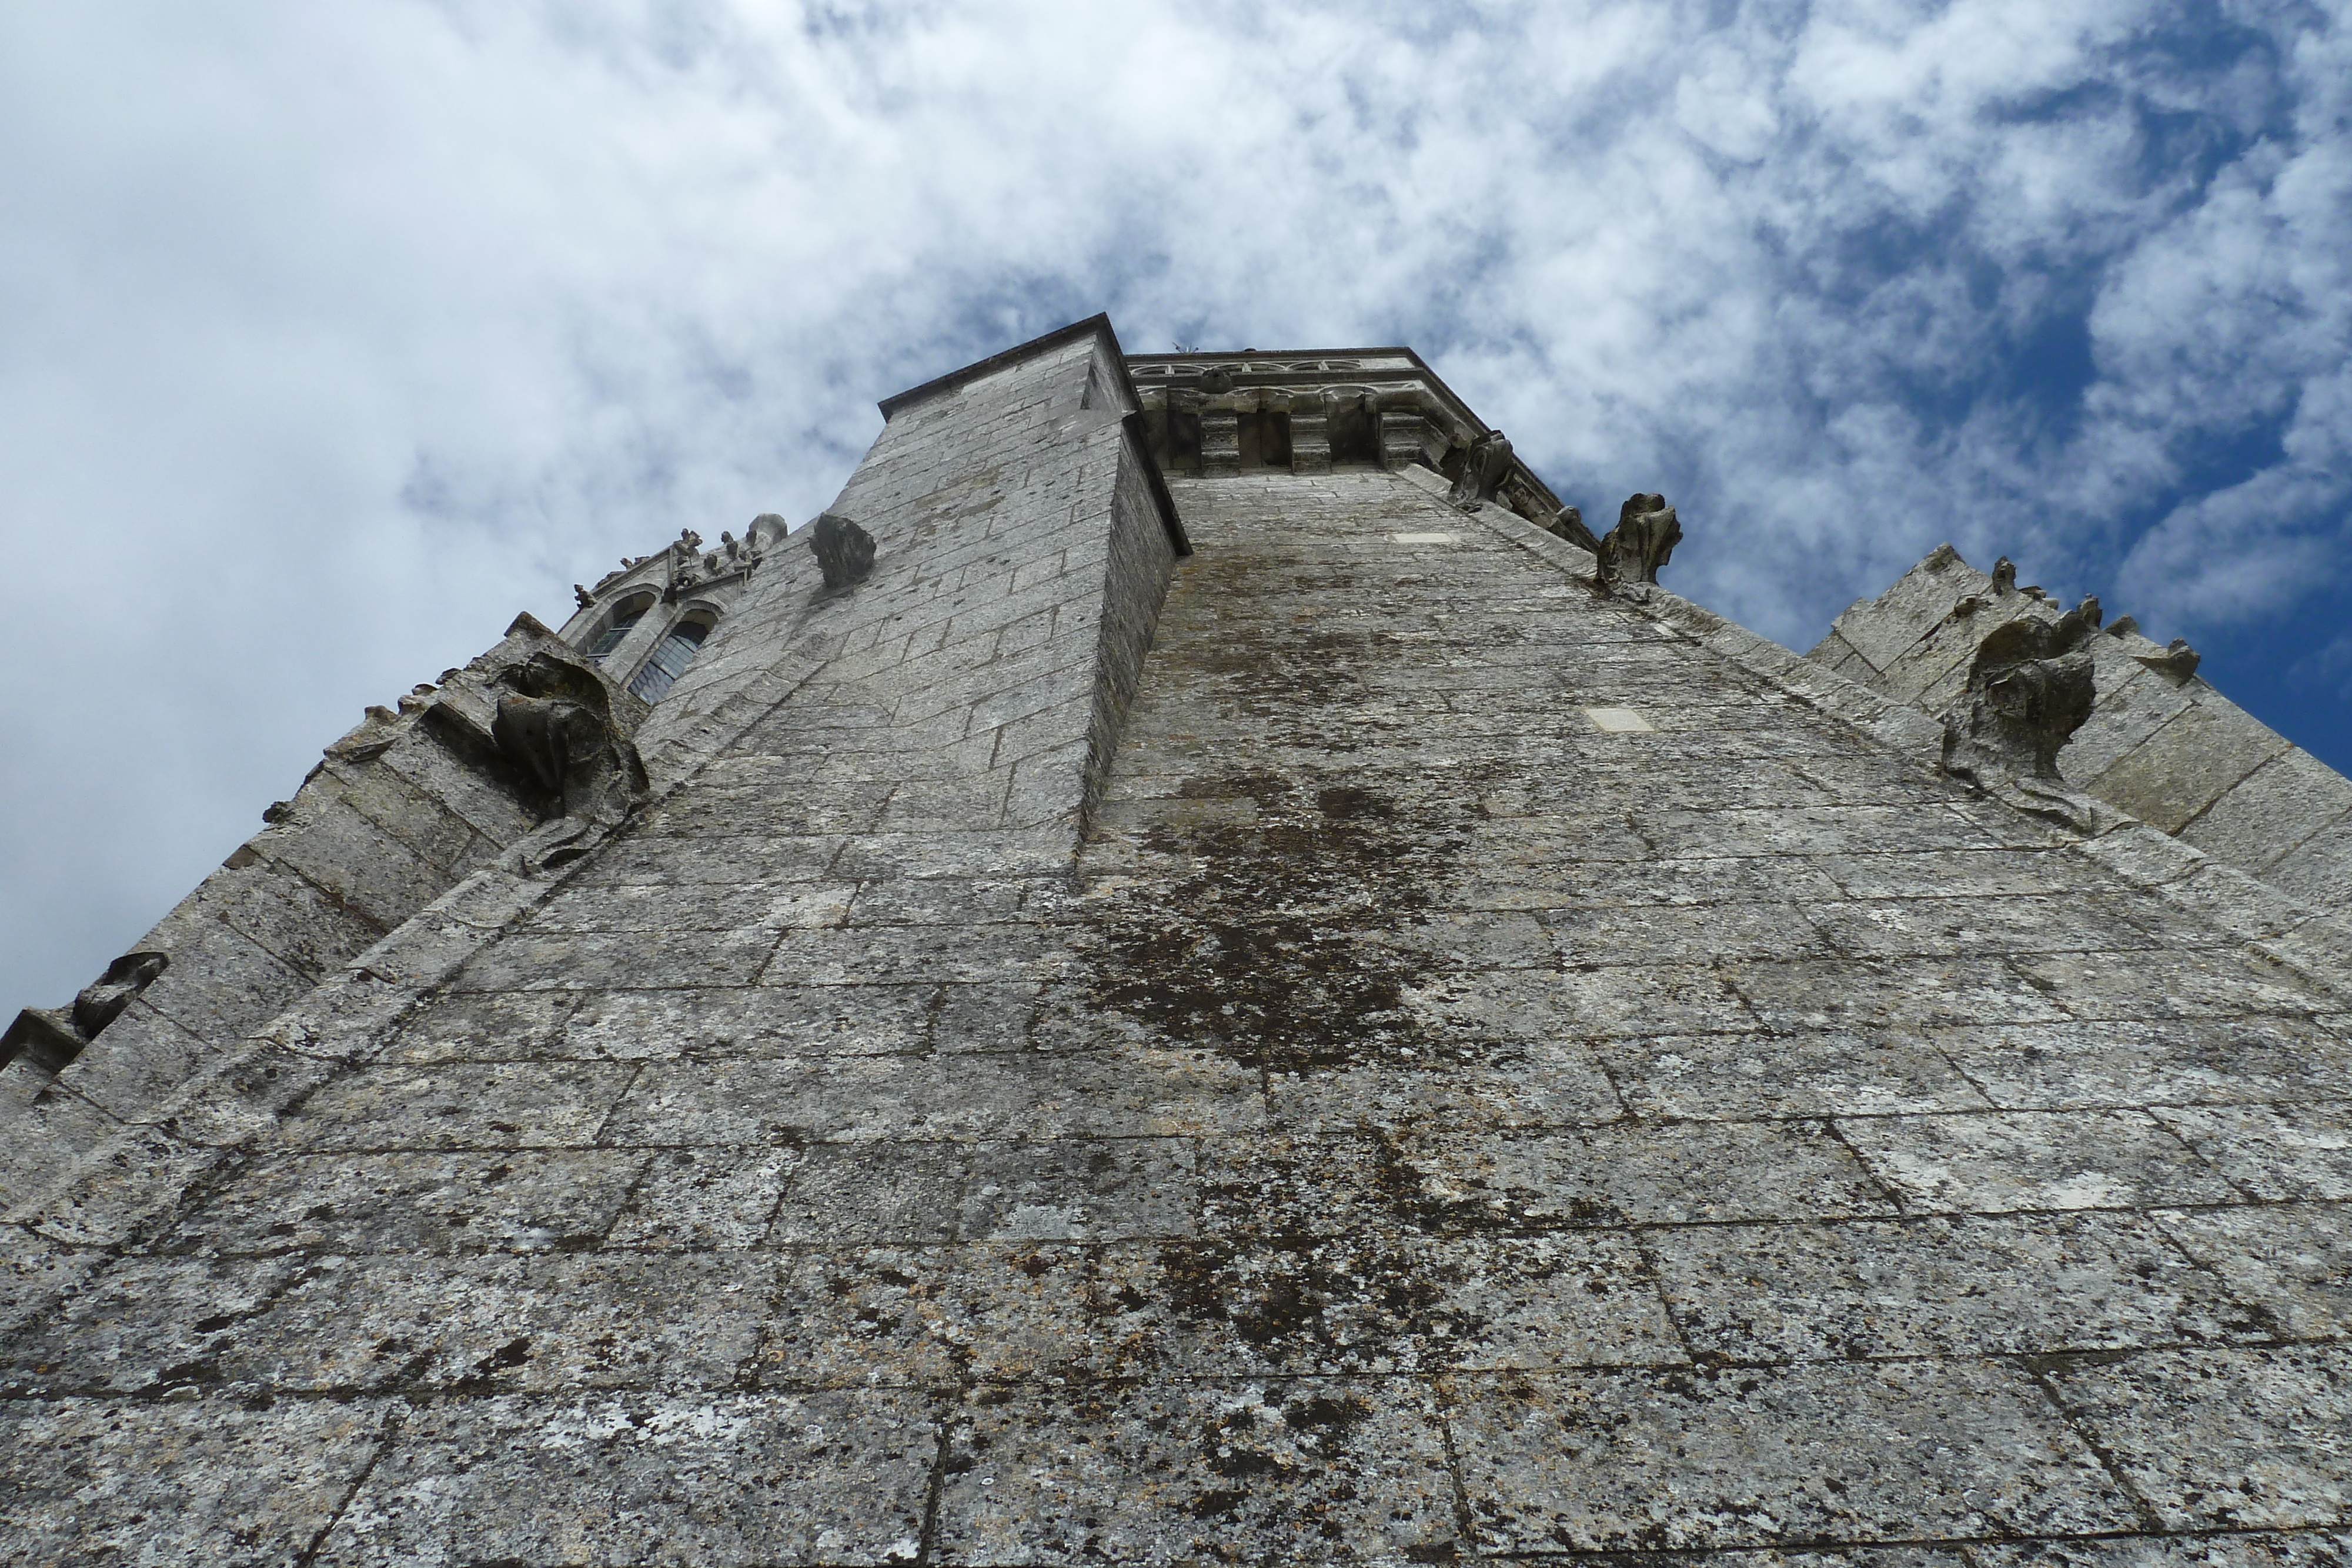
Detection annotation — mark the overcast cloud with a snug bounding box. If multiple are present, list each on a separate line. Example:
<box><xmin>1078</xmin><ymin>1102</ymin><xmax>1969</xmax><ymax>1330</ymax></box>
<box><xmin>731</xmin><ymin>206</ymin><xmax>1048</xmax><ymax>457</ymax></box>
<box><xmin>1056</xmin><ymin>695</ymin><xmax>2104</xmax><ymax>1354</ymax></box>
<box><xmin>4</xmin><ymin>0</ymin><xmax>2348</xmax><ymax>1010</ymax></box>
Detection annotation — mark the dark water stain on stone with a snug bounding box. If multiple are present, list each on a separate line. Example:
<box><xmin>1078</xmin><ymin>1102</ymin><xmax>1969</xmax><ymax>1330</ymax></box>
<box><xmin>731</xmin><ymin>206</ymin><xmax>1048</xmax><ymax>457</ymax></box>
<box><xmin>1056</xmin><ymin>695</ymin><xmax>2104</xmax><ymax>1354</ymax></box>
<box><xmin>1080</xmin><ymin>769</ymin><xmax>1479</xmax><ymax>1074</ymax></box>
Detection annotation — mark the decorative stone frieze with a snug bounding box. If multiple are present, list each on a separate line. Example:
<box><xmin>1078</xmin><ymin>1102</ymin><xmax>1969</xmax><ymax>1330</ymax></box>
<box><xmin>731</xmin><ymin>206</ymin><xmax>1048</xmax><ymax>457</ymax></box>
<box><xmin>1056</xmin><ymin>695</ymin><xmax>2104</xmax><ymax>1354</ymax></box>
<box><xmin>1124</xmin><ymin>347</ymin><xmax>1576</xmax><ymax>539</ymax></box>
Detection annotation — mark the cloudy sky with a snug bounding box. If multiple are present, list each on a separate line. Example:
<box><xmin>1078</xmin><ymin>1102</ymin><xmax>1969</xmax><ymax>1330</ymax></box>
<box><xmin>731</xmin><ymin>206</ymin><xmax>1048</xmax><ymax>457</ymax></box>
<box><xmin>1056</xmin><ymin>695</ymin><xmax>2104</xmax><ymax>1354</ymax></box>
<box><xmin>4</xmin><ymin>1</ymin><xmax>2348</xmax><ymax>1011</ymax></box>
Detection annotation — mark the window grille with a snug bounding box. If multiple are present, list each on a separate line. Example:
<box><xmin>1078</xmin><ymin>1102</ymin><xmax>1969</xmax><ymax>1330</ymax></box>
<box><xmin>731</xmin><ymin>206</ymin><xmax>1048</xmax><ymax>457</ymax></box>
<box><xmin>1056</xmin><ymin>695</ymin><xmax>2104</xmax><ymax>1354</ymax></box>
<box><xmin>586</xmin><ymin>605</ymin><xmax>646</xmax><ymax>661</ymax></box>
<box><xmin>628</xmin><ymin>619</ymin><xmax>710</xmax><ymax>702</ymax></box>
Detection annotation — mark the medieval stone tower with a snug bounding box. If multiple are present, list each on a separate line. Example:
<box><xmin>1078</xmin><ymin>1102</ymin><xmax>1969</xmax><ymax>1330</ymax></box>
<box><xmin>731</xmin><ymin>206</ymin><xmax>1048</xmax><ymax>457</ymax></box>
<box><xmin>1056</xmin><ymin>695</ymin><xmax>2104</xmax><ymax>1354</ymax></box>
<box><xmin>5</xmin><ymin>316</ymin><xmax>2351</xmax><ymax>1563</ymax></box>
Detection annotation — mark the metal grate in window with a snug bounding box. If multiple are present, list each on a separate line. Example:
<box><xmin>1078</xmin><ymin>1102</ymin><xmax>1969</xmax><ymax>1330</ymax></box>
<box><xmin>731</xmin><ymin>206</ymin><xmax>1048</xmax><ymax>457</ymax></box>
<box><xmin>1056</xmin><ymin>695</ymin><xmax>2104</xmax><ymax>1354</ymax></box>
<box><xmin>586</xmin><ymin>609</ymin><xmax>644</xmax><ymax>661</ymax></box>
<box><xmin>627</xmin><ymin>620</ymin><xmax>710</xmax><ymax>703</ymax></box>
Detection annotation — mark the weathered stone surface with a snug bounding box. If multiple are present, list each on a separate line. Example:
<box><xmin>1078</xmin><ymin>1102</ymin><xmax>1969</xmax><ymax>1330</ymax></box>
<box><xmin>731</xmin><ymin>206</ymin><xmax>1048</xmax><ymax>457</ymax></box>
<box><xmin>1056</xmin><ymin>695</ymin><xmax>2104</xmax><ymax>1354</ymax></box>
<box><xmin>807</xmin><ymin>509</ymin><xmax>878</xmax><ymax>591</ymax></box>
<box><xmin>2090</xmin><ymin>695</ymin><xmax>2294</xmax><ymax>832</ymax></box>
<box><xmin>1815</xmin><ymin>543</ymin><xmax>2352</xmax><ymax>931</ymax></box>
<box><xmin>7</xmin><ymin>323</ymin><xmax>2352</xmax><ymax>1562</ymax></box>
<box><xmin>1597</xmin><ymin>489</ymin><xmax>1683</xmax><ymax>583</ymax></box>
<box><xmin>2183</xmin><ymin>745</ymin><xmax>2352</xmax><ymax>872</ymax></box>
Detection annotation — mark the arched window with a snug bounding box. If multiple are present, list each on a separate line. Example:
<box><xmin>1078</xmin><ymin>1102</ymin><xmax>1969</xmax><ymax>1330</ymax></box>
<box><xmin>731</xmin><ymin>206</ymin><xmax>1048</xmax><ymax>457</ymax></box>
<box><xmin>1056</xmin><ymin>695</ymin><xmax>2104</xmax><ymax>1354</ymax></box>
<box><xmin>627</xmin><ymin>616</ymin><xmax>712</xmax><ymax>702</ymax></box>
<box><xmin>583</xmin><ymin>595</ymin><xmax>652</xmax><ymax>663</ymax></box>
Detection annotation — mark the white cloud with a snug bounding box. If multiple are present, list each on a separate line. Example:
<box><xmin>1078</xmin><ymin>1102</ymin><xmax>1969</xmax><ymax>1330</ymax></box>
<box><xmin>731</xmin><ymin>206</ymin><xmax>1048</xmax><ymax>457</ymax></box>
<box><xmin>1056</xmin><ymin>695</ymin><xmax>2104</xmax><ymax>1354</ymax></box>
<box><xmin>2</xmin><ymin>0</ymin><xmax>2348</xmax><ymax>1007</ymax></box>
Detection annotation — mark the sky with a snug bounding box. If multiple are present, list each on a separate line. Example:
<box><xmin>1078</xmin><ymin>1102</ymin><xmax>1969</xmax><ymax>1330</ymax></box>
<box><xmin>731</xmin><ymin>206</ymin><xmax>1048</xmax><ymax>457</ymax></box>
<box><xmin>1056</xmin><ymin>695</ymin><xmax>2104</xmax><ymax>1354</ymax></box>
<box><xmin>3</xmin><ymin>0</ymin><xmax>2348</xmax><ymax>1012</ymax></box>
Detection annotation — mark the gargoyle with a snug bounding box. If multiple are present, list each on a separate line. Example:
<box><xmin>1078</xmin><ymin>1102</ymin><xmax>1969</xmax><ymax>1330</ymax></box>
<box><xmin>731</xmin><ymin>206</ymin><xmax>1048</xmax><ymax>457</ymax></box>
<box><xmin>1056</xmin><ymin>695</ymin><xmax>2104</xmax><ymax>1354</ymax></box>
<box><xmin>1597</xmin><ymin>494</ymin><xmax>1682</xmax><ymax>585</ymax></box>
<box><xmin>1940</xmin><ymin>603</ymin><xmax>2106</xmax><ymax>828</ymax></box>
<box><xmin>665</xmin><ymin>528</ymin><xmax>707</xmax><ymax>598</ymax></box>
<box><xmin>1448</xmin><ymin>430</ymin><xmax>1514</xmax><ymax>509</ymax></box>
<box><xmin>1</xmin><ymin>950</ymin><xmax>169</xmax><ymax>1074</ymax></box>
<box><xmin>810</xmin><ymin>512</ymin><xmax>877</xmax><ymax>593</ymax></box>
<box><xmin>490</xmin><ymin>651</ymin><xmax>651</xmax><ymax>830</ymax></box>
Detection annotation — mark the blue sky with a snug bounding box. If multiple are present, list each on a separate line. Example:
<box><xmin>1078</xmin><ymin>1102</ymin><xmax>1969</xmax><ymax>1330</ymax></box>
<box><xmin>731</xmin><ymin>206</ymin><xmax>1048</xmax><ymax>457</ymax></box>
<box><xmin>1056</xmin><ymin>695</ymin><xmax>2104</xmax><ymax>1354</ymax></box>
<box><xmin>2</xmin><ymin>0</ymin><xmax>2348</xmax><ymax>1011</ymax></box>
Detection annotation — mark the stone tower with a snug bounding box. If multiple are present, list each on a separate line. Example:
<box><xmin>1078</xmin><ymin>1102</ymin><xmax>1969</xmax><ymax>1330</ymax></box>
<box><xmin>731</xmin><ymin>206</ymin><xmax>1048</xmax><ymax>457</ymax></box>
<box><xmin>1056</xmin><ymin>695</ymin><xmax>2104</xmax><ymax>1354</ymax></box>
<box><xmin>5</xmin><ymin>316</ymin><xmax>2350</xmax><ymax>1563</ymax></box>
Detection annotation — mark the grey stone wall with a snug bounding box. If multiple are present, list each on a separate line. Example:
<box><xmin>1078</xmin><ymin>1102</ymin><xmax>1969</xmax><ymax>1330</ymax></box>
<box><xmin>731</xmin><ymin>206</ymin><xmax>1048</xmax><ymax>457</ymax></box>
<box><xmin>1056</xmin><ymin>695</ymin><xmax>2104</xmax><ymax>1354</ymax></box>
<box><xmin>1814</xmin><ymin>545</ymin><xmax>2352</xmax><ymax>920</ymax></box>
<box><xmin>0</xmin><ymin>616</ymin><xmax>637</xmax><ymax>1204</ymax></box>
<box><xmin>3</xmin><ymin>326</ymin><xmax>2351</xmax><ymax>1563</ymax></box>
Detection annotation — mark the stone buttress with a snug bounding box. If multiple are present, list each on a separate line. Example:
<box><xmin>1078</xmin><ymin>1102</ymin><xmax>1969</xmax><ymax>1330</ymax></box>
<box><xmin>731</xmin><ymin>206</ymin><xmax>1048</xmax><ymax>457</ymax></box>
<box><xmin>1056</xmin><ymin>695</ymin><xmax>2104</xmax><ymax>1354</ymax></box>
<box><xmin>3</xmin><ymin>320</ymin><xmax>2352</xmax><ymax>1565</ymax></box>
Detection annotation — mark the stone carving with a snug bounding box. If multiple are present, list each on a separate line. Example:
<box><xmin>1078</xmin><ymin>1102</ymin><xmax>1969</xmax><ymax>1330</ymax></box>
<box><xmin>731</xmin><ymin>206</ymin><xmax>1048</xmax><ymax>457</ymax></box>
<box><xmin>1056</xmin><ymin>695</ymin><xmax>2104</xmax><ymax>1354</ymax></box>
<box><xmin>2104</xmin><ymin>614</ymin><xmax>2140</xmax><ymax>638</ymax></box>
<box><xmin>489</xmin><ymin>651</ymin><xmax>651</xmax><ymax>831</ymax></box>
<box><xmin>810</xmin><ymin>512</ymin><xmax>877</xmax><ymax>592</ymax></box>
<box><xmin>1597</xmin><ymin>493</ymin><xmax>1682</xmax><ymax>585</ymax></box>
<box><xmin>2137</xmin><ymin>637</ymin><xmax>2201</xmax><ymax>681</ymax></box>
<box><xmin>664</xmin><ymin>529</ymin><xmax>707</xmax><ymax>599</ymax></box>
<box><xmin>1940</xmin><ymin>603</ymin><xmax>2105</xmax><ymax>827</ymax></box>
<box><xmin>1990</xmin><ymin>557</ymin><xmax>2018</xmax><ymax>594</ymax></box>
<box><xmin>1</xmin><ymin>950</ymin><xmax>169</xmax><ymax>1073</ymax></box>
<box><xmin>325</xmin><ymin>704</ymin><xmax>407</xmax><ymax>764</ymax></box>
<box><xmin>720</xmin><ymin>519</ymin><xmax>773</xmax><ymax>569</ymax></box>
<box><xmin>574</xmin><ymin>584</ymin><xmax>596</xmax><ymax>610</ymax></box>
<box><xmin>1448</xmin><ymin>430</ymin><xmax>1514</xmax><ymax>509</ymax></box>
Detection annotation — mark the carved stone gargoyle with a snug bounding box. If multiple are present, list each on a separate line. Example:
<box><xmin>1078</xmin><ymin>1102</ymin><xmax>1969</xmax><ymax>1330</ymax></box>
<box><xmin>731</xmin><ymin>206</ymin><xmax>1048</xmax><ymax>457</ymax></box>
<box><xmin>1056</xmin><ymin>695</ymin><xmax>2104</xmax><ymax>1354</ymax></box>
<box><xmin>1448</xmin><ymin>430</ymin><xmax>1514</xmax><ymax>509</ymax></box>
<box><xmin>1598</xmin><ymin>493</ymin><xmax>1682</xmax><ymax>586</ymax></box>
<box><xmin>810</xmin><ymin>512</ymin><xmax>877</xmax><ymax>593</ymax></box>
<box><xmin>1940</xmin><ymin>603</ymin><xmax>2109</xmax><ymax>829</ymax></box>
<box><xmin>491</xmin><ymin>652</ymin><xmax>650</xmax><ymax>821</ymax></box>
<box><xmin>1</xmin><ymin>950</ymin><xmax>169</xmax><ymax>1074</ymax></box>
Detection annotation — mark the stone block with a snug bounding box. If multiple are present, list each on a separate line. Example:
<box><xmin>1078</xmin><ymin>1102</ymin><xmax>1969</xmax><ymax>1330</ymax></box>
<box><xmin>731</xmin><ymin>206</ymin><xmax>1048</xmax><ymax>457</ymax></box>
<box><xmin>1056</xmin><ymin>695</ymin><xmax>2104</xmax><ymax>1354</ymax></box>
<box><xmin>2156</xmin><ymin>1202</ymin><xmax>2352</xmax><ymax>1341</ymax></box>
<box><xmin>2152</xmin><ymin>1101</ymin><xmax>2352</xmax><ymax>1200</ymax></box>
<box><xmin>936</xmin><ymin>1375</ymin><xmax>1459</xmax><ymax>1564</ymax></box>
<box><xmin>318</xmin><ymin>1390</ymin><xmax>935</xmax><ymax>1566</ymax></box>
<box><xmin>2042</xmin><ymin>1346</ymin><xmax>2352</xmax><ymax>1529</ymax></box>
<box><xmin>158</xmin><ymin>1149</ymin><xmax>650</xmax><ymax>1255</ymax></box>
<box><xmin>2089</xmin><ymin>698</ymin><xmax>2293</xmax><ymax>833</ymax></box>
<box><xmin>1835</xmin><ymin>1109</ymin><xmax>2240</xmax><ymax>1212</ymax></box>
<box><xmin>0</xmin><ymin>1395</ymin><xmax>393</xmax><ymax>1563</ymax></box>
<box><xmin>1449</xmin><ymin>1360</ymin><xmax>2136</xmax><ymax>1552</ymax></box>
<box><xmin>262</xmin><ymin>795</ymin><xmax>455</xmax><ymax>930</ymax></box>
<box><xmin>279</xmin><ymin>1060</ymin><xmax>638</xmax><ymax>1151</ymax></box>
<box><xmin>1650</xmin><ymin>1211</ymin><xmax>2256</xmax><ymax>1361</ymax></box>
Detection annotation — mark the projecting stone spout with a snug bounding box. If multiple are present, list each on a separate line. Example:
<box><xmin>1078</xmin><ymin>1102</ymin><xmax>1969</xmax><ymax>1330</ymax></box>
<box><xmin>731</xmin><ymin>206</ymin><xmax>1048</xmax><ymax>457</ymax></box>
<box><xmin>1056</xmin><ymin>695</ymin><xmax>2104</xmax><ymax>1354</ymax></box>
<box><xmin>1598</xmin><ymin>493</ymin><xmax>1682</xmax><ymax>584</ymax></box>
<box><xmin>1</xmin><ymin>950</ymin><xmax>169</xmax><ymax>1075</ymax></box>
<box><xmin>1940</xmin><ymin>604</ymin><xmax>2102</xmax><ymax>825</ymax></box>
<box><xmin>809</xmin><ymin>511</ymin><xmax>877</xmax><ymax>593</ymax></box>
<box><xmin>1448</xmin><ymin>429</ymin><xmax>1514</xmax><ymax>509</ymax></box>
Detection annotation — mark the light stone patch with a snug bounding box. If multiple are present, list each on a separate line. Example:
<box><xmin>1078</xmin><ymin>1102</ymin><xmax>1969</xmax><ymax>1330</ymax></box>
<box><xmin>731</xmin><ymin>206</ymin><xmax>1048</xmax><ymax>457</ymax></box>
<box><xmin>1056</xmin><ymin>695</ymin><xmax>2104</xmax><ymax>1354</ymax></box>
<box><xmin>1836</xmin><ymin>1109</ymin><xmax>2241</xmax><ymax>1213</ymax></box>
<box><xmin>1583</xmin><ymin>705</ymin><xmax>1656</xmax><ymax>732</ymax></box>
<box><xmin>319</xmin><ymin>1390</ymin><xmax>936</xmax><ymax>1567</ymax></box>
